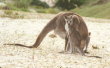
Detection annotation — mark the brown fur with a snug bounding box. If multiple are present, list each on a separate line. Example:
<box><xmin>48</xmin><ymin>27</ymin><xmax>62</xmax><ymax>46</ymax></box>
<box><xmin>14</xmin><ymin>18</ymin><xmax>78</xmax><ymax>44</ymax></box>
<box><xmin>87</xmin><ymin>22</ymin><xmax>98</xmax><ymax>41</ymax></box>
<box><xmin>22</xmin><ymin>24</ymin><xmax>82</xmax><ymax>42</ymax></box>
<box><xmin>64</xmin><ymin>15</ymin><xmax>101</xmax><ymax>58</ymax></box>
<box><xmin>64</xmin><ymin>15</ymin><xmax>86</xmax><ymax>54</ymax></box>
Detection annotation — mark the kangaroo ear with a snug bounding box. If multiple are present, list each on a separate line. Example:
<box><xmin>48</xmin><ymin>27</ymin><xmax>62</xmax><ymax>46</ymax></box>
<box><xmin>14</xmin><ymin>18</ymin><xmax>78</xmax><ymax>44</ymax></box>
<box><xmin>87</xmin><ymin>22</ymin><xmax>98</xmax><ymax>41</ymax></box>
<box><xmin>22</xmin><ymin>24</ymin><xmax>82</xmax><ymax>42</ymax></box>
<box><xmin>72</xmin><ymin>15</ymin><xmax>80</xmax><ymax>24</ymax></box>
<box><xmin>64</xmin><ymin>16</ymin><xmax>68</xmax><ymax>20</ymax></box>
<box><xmin>70</xmin><ymin>15</ymin><xmax>73</xmax><ymax>18</ymax></box>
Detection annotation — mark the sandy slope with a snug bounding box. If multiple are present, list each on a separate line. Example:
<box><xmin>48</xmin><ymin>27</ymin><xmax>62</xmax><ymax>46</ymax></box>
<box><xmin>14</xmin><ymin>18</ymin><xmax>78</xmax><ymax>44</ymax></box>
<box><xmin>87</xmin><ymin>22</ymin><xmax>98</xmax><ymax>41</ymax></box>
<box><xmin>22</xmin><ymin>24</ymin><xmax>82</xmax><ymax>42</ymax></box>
<box><xmin>0</xmin><ymin>17</ymin><xmax>110</xmax><ymax>68</ymax></box>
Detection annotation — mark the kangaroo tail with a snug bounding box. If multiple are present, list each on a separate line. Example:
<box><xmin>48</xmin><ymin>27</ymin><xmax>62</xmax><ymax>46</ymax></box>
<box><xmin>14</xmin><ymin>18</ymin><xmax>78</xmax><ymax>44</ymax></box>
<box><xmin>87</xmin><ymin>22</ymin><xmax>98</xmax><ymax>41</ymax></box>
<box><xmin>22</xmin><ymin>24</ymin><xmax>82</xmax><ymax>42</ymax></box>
<box><xmin>4</xmin><ymin>43</ymin><xmax>33</xmax><ymax>48</ymax></box>
<box><xmin>4</xmin><ymin>16</ymin><xmax>57</xmax><ymax>48</ymax></box>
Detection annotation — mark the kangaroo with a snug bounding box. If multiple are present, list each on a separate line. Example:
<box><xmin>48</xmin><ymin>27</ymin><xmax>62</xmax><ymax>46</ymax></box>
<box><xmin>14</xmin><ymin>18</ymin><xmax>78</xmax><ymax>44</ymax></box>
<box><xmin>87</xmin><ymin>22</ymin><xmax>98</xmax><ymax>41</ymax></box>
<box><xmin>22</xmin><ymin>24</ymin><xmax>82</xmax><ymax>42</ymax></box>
<box><xmin>64</xmin><ymin>15</ymin><xmax>101</xmax><ymax>58</ymax></box>
<box><xmin>4</xmin><ymin>12</ymin><xmax>90</xmax><ymax>52</ymax></box>
<box><xmin>64</xmin><ymin>14</ymin><xmax>90</xmax><ymax>53</ymax></box>
<box><xmin>64</xmin><ymin>15</ymin><xmax>87</xmax><ymax>54</ymax></box>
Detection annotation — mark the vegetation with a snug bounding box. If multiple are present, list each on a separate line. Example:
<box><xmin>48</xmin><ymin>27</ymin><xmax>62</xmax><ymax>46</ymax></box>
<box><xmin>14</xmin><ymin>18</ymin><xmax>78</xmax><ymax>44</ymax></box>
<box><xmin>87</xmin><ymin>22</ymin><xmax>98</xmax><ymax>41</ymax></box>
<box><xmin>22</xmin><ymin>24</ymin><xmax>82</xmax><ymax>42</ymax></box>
<box><xmin>14</xmin><ymin>0</ymin><xmax>32</xmax><ymax>8</ymax></box>
<box><xmin>55</xmin><ymin>0</ymin><xmax>86</xmax><ymax>10</ymax></box>
<box><xmin>2</xmin><ymin>0</ymin><xmax>49</xmax><ymax>12</ymax></box>
<box><xmin>0</xmin><ymin>0</ymin><xmax>110</xmax><ymax>19</ymax></box>
<box><xmin>7</xmin><ymin>4</ymin><xmax>29</xmax><ymax>12</ymax></box>
<box><xmin>1</xmin><ymin>10</ymin><xmax>24</xmax><ymax>19</ymax></box>
<box><xmin>73</xmin><ymin>2</ymin><xmax>110</xmax><ymax>19</ymax></box>
<box><xmin>35</xmin><ymin>8</ymin><xmax>61</xmax><ymax>14</ymax></box>
<box><xmin>31</xmin><ymin>0</ymin><xmax>49</xmax><ymax>8</ymax></box>
<box><xmin>2</xmin><ymin>0</ymin><xmax>87</xmax><ymax>11</ymax></box>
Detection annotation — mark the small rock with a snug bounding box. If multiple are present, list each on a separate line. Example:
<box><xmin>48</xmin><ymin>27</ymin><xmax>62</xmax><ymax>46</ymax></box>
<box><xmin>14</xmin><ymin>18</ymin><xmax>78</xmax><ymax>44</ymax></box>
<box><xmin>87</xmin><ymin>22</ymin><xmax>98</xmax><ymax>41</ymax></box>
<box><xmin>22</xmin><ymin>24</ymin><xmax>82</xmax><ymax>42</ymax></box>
<box><xmin>92</xmin><ymin>45</ymin><xmax>99</xmax><ymax>49</ymax></box>
<box><xmin>49</xmin><ymin>34</ymin><xmax>56</xmax><ymax>38</ymax></box>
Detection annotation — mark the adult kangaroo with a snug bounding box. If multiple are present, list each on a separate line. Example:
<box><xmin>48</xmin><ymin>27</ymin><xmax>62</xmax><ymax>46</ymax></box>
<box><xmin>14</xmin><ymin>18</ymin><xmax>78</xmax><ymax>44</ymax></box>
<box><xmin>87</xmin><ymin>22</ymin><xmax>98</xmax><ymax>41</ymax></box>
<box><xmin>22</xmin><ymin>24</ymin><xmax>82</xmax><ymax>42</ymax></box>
<box><xmin>4</xmin><ymin>12</ymin><xmax>90</xmax><ymax>52</ymax></box>
<box><xmin>64</xmin><ymin>15</ymin><xmax>101</xmax><ymax>58</ymax></box>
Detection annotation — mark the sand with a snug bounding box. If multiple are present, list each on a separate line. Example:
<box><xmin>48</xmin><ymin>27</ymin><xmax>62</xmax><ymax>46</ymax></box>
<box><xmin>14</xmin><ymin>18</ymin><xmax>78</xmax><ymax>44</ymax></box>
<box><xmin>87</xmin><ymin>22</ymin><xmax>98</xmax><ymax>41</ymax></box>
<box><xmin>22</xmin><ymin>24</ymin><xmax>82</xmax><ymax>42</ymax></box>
<box><xmin>0</xmin><ymin>17</ymin><xmax>110</xmax><ymax>68</ymax></box>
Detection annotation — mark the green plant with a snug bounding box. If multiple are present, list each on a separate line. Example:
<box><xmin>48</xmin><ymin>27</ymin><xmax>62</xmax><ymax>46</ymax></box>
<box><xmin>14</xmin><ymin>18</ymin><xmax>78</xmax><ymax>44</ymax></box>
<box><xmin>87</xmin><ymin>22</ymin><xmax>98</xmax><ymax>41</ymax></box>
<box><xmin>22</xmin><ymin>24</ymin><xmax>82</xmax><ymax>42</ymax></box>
<box><xmin>31</xmin><ymin>0</ymin><xmax>49</xmax><ymax>8</ymax></box>
<box><xmin>14</xmin><ymin>0</ymin><xmax>32</xmax><ymax>8</ymax></box>
<box><xmin>6</xmin><ymin>4</ymin><xmax>29</xmax><ymax>12</ymax></box>
<box><xmin>4</xmin><ymin>10</ymin><xmax>13</xmax><ymax>15</ymax></box>
<box><xmin>2</xmin><ymin>10</ymin><xmax>24</xmax><ymax>19</ymax></box>
<box><xmin>55</xmin><ymin>0</ymin><xmax>86</xmax><ymax>10</ymax></box>
<box><xmin>36</xmin><ymin>8</ymin><xmax>60</xmax><ymax>14</ymax></box>
<box><xmin>73</xmin><ymin>2</ymin><xmax>110</xmax><ymax>19</ymax></box>
<box><xmin>45</xmin><ymin>8</ymin><xmax>60</xmax><ymax>14</ymax></box>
